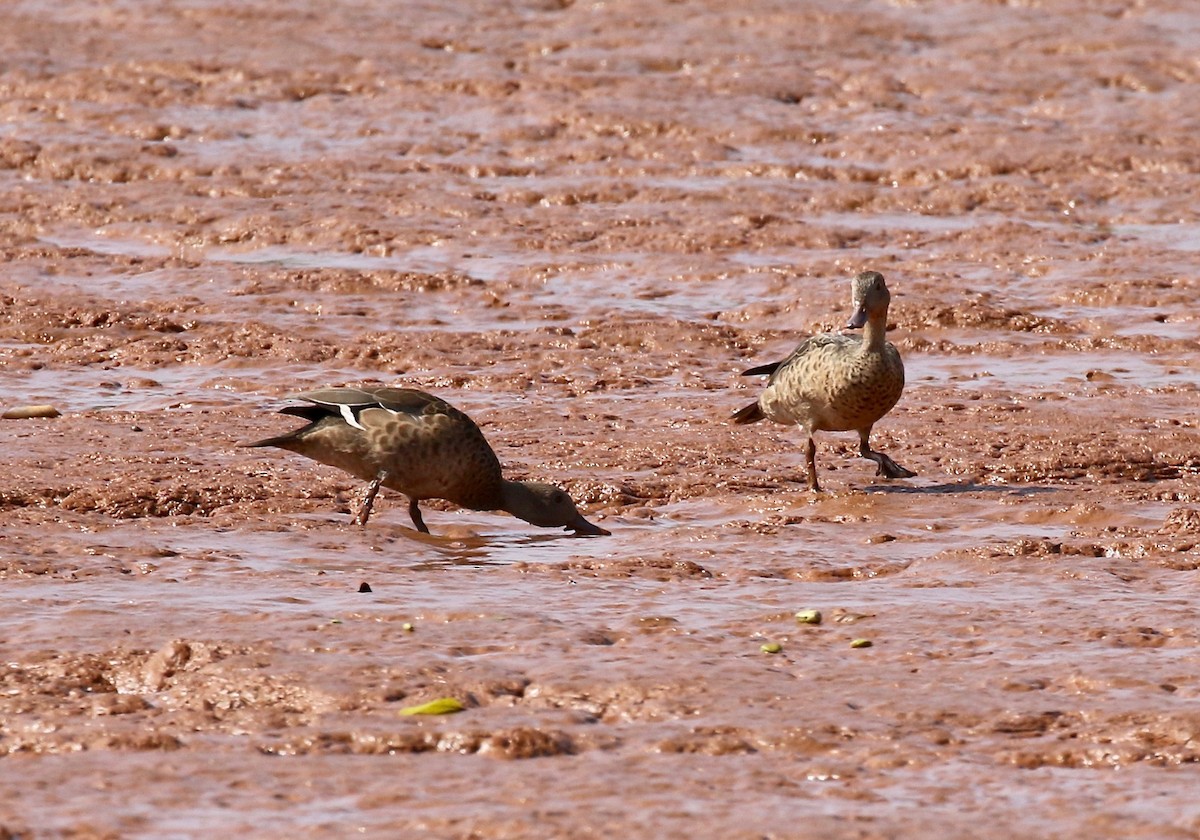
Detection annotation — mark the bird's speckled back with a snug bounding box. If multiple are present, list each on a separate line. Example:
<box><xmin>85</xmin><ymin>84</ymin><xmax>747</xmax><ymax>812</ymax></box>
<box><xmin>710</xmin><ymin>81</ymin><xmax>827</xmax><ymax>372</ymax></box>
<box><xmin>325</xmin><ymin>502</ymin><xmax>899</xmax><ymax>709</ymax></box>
<box><xmin>759</xmin><ymin>333</ymin><xmax>905</xmax><ymax>432</ymax></box>
<box><xmin>271</xmin><ymin>388</ymin><xmax>508</xmax><ymax>510</ymax></box>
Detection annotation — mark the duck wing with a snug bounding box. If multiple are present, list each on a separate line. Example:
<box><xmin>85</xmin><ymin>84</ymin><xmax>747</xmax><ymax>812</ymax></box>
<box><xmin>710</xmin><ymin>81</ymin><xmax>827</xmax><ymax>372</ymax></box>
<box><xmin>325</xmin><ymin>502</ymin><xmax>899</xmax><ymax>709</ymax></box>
<box><xmin>742</xmin><ymin>335</ymin><xmax>854</xmax><ymax>384</ymax></box>
<box><xmin>285</xmin><ymin>387</ymin><xmax>454</xmax><ymax>430</ymax></box>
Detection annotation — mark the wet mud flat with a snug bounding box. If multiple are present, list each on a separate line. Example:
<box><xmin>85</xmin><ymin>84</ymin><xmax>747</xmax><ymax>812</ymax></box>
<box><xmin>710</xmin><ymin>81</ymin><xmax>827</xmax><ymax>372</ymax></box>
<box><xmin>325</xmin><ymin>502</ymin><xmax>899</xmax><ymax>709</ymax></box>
<box><xmin>4</xmin><ymin>0</ymin><xmax>1200</xmax><ymax>837</ymax></box>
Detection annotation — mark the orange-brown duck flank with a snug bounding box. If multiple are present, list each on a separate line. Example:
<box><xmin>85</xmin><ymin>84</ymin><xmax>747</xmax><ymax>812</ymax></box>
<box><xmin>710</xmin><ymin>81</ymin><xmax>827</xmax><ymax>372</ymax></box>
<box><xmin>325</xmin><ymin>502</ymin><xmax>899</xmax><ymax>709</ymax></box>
<box><xmin>732</xmin><ymin>270</ymin><xmax>915</xmax><ymax>491</ymax></box>
<box><xmin>247</xmin><ymin>387</ymin><xmax>609</xmax><ymax>536</ymax></box>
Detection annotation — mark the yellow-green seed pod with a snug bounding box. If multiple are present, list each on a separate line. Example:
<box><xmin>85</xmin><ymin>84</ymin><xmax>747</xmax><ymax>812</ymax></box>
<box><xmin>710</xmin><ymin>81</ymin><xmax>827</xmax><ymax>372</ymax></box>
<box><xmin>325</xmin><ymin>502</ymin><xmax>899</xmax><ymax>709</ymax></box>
<box><xmin>399</xmin><ymin>697</ymin><xmax>466</xmax><ymax>716</ymax></box>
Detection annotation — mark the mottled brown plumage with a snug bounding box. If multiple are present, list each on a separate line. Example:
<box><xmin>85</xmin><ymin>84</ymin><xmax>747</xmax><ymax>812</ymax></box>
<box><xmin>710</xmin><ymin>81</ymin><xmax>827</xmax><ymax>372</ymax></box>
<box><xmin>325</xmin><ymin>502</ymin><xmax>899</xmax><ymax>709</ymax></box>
<box><xmin>732</xmin><ymin>271</ymin><xmax>915</xmax><ymax>491</ymax></box>
<box><xmin>247</xmin><ymin>386</ymin><xmax>608</xmax><ymax>535</ymax></box>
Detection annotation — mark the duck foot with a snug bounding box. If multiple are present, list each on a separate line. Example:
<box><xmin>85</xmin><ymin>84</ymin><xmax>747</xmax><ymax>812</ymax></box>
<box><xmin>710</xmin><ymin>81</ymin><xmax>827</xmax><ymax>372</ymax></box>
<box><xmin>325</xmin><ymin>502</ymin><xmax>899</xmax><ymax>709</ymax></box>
<box><xmin>858</xmin><ymin>432</ymin><xmax>915</xmax><ymax>481</ymax></box>
<box><xmin>870</xmin><ymin>452</ymin><xmax>916</xmax><ymax>480</ymax></box>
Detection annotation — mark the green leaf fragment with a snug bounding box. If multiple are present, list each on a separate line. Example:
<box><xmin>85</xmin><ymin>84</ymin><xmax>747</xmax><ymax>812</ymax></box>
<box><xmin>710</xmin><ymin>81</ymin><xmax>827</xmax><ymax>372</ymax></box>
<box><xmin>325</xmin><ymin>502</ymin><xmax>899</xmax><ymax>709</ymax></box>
<box><xmin>760</xmin><ymin>642</ymin><xmax>783</xmax><ymax>654</ymax></box>
<box><xmin>399</xmin><ymin>697</ymin><xmax>466</xmax><ymax>716</ymax></box>
<box><xmin>401</xmin><ymin>622</ymin><xmax>415</xmax><ymax>632</ymax></box>
<box><xmin>795</xmin><ymin>609</ymin><xmax>822</xmax><ymax>625</ymax></box>
<box><xmin>850</xmin><ymin>638</ymin><xmax>873</xmax><ymax>649</ymax></box>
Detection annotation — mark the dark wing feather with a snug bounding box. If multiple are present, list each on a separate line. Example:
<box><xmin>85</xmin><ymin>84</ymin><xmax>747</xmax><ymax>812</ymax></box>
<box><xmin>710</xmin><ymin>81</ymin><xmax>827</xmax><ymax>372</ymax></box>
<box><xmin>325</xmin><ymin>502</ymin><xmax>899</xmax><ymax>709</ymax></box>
<box><xmin>288</xmin><ymin>387</ymin><xmax>449</xmax><ymax>420</ymax></box>
<box><xmin>366</xmin><ymin>387</ymin><xmax>449</xmax><ymax>416</ymax></box>
<box><xmin>291</xmin><ymin>387</ymin><xmax>380</xmax><ymax>408</ymax></box>
<box><xmin>278</xmin><ymin>404</ymin><xmax>329</xmax><ymax>422</ymax></box>
<box><xmin>740</xmin><ymin>360</ymin><xmax>782</xmax><ymax>378</ymax></box>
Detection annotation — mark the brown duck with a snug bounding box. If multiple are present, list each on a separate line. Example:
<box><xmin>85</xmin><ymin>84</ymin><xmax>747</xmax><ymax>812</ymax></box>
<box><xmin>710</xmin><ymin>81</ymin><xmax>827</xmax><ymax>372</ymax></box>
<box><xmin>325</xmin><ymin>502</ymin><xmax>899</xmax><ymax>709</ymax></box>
<box><xmin>248</xmin><ymin>386</ymin><xmax>609</xmax><ymax>536</ymax></box>
<box><xmin>732</xmin><ymin>270</ymin><xmax>915</xmax><ymax>491</ymax></box>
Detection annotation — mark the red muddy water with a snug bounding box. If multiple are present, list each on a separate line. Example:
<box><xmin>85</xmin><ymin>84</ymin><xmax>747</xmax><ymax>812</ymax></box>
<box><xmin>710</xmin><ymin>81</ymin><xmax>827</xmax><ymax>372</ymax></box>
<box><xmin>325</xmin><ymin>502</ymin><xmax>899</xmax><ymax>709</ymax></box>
<box><xmin>3</xmin><ymin>0</ymin><xmax>1200</xmax><ymax>837</ymax></box>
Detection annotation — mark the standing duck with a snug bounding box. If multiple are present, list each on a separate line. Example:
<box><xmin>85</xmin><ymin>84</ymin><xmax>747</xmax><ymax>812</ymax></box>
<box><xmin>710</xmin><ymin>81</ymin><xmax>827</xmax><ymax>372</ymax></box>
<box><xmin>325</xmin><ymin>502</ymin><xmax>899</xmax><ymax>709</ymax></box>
<box><xmin>247</xmin><ymin>386</ymin><xmax>609</xmax><ymax>536</ymax></box>
<box><xmin>732</xmin><ymin>270</ymin><xmax>915</xmax><ymax>491</ymax></box>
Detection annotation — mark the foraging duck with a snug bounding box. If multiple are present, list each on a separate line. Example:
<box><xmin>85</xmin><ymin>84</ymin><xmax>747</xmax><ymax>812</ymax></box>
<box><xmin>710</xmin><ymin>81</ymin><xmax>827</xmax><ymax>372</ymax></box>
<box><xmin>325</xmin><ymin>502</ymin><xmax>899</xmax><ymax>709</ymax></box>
<box><xmin>247</xmin><ymin>386</ymin><xmax>609</xmax><ymax>536</ymax></box>
<box><xmin>732</xmin><ymin>270</ymin><xmax>915</xmax><ymax>491</ymax></box>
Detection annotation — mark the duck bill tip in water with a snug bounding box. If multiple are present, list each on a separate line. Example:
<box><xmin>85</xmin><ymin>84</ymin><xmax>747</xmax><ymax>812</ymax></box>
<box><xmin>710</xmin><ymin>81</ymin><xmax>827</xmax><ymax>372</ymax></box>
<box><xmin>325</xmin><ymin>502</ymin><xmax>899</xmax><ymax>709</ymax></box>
<box><xmin>566</xmin><ymin>514</ymin><xmax>611</xmax><ymax>536</ymax></box>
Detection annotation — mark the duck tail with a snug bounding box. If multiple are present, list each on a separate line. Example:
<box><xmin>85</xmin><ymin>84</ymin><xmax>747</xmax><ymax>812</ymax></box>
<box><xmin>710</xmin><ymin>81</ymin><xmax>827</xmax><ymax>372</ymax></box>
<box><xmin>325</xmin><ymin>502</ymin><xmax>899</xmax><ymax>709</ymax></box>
<box><xmin>243</xmin><ymin>432</ymin><xmax>299</xmax><ymax>449</ymax></box>
<box><xmin>243</xmin><ymin>406</ymin><xmax>328</xmax><ymax>449</ymax></box>
<box><xmin>741</xmin><ymin>361</ymin><xmax>781</xmax><ymax>378</ymax></box>
<box><xmin>731</xmin><ymin>401</ymin><xmax>765</xmax><ymax>425</ymax></box>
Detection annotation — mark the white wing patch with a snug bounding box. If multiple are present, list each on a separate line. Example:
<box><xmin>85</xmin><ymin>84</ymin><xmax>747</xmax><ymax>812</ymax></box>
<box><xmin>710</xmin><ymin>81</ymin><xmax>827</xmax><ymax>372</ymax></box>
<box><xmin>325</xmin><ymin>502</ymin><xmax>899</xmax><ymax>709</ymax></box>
<box><xmin>339</xmin><ymin>403</ymin><xmax>368</xmax><ymax>431</ymax></box>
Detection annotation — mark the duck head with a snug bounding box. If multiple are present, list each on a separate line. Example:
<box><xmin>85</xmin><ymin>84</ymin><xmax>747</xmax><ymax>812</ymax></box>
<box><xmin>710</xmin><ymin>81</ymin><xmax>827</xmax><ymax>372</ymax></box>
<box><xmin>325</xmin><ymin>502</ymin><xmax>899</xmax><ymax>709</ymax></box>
<box><xmin>846</xmin><ymin>270</ymin><xmax>891</xmax><ymax>330</ymax></box>
<box><xmin>502</xmin><ymin>481</ymin><xmax>611</xmax><ymax>536</ymax></box>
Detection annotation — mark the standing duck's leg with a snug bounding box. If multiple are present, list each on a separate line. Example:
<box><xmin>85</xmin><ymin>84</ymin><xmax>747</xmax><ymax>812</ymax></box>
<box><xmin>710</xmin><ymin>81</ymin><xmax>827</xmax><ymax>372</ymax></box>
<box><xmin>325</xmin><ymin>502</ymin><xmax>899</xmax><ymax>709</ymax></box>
<box><xmin>407</xmin><ymin>497</ymin><xmax>430</xmax><ymax>534</ymax></box>
<box><xmin>805</xmin><ymin>435</ymin><xmax>821</xmax><ymax>492</ymax></box>
<box><xmin>858</xmin><ymin>429</ymin><xmax>916</xmax><ymax>480</ymax></box>
<box><xmin>354</xmin><ymin>471</ymin><xmax>388</xmax><ymax>526</ymax></box>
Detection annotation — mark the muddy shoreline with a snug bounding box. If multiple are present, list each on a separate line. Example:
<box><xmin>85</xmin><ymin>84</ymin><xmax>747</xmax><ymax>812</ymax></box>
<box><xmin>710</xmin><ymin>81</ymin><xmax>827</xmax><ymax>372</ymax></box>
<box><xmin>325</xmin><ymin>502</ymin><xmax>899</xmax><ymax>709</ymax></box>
<box><xmin>3</xmin><ymin>1</ymin><xmax>1200</xmax><ymax>837</ymax></box>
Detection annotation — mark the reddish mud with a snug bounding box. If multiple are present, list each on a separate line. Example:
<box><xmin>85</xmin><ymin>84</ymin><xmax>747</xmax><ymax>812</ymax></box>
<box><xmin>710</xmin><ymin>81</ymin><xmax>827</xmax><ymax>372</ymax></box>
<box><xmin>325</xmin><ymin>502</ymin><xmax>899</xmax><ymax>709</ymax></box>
<box><xmin>3</xmin><ymin>0</ymin><xmax>1200</xmax><ymax>837</ymax></box>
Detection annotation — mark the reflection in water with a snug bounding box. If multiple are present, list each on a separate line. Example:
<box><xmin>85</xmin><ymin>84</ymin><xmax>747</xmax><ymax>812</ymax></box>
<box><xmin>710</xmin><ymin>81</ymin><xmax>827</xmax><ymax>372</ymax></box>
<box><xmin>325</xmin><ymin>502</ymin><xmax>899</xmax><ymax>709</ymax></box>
<box><xmin>864</xmin><ymin>481</ymin><xmax>1060</xmax><ymax>496</ymax></box>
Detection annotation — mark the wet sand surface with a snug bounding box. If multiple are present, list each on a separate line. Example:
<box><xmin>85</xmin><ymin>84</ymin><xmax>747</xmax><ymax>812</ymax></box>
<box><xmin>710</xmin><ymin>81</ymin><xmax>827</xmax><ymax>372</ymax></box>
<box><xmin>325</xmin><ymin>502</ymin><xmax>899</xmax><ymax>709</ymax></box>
<box><xmin>3</xmin><ymin>0</ymin><xmax>1200</xmax><ymax>836</ymax></box>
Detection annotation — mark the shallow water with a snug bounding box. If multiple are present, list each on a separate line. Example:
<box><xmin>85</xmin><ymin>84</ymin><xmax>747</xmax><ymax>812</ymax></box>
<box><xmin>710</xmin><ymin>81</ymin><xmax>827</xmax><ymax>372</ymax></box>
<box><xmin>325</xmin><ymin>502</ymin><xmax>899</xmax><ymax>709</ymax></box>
<box><xmin>4</xmin><ymin>0</ymin><xmax>1200</xmax><ymax>837</ymax></box>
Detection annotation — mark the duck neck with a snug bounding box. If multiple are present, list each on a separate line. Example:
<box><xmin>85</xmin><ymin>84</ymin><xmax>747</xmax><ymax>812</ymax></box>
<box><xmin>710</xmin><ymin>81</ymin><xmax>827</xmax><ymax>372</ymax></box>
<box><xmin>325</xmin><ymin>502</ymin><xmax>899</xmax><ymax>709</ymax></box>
<box><xmin>861</xmin><ymin>312</ymin><xmax>889</xmax><ymax>353</ymax></box>
<box><xmin>498</xmin><ymin>480</ymin><xmax>544</xmax><ymax>525</ymax></box>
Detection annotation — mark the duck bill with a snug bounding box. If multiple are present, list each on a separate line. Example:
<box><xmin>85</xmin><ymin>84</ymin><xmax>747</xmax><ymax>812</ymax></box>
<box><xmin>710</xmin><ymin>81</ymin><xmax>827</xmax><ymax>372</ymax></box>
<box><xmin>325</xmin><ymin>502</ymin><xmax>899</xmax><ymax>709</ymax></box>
<box><xmin>566</xmin><ymin>513</ymin><xmax>611</xmax><ymax>536</ymax></box>
<box><xmin>846</xmin><ymin>304</ymin><xmax>868</xmax><ymax>330</ymax></box>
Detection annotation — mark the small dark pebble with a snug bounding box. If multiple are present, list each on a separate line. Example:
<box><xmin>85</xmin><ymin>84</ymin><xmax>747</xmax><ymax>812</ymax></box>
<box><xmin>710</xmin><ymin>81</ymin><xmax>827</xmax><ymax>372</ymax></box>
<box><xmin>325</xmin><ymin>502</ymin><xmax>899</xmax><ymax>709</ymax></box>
<box><xmin>358</xmin><ymin>582</ymin><xmax>373</xmax><ymax>593</ymax></box>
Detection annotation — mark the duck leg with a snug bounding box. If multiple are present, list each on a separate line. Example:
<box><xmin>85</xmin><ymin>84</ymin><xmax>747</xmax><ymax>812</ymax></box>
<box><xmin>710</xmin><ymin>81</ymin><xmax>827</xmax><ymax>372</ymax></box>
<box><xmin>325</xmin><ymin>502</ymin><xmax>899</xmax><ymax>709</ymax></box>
<box><xmin>858</xmin><ymin>431</ymin><xmax>916</xmax><ymax>480</ymax></box>
<box><xmin>407</xmin><ymin>497</ymin><xmax>430</xmax><ymax>534</ymax></box>
<box><xmin>354</xmin><ymin>471</ymin><xmax>388</xmax><ymax>526</ymax></box>
<box><xmin>805</xmin><ymin>435</ymin><xmax>822</xmax><ymax>492</ymax></box>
